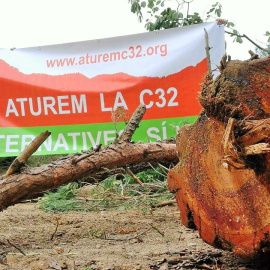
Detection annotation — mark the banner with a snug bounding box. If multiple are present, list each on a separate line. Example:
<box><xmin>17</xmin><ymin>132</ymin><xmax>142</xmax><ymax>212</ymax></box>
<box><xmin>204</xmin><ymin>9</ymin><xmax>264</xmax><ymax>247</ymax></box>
<box><xmin>0</xmin><ymin>22</ymin><xmax>225</xmax><ymax>157</ymax></box>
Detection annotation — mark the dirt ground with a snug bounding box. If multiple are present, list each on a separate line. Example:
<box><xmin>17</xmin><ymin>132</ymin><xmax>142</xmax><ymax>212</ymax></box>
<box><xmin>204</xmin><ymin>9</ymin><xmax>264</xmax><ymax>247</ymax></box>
<box><xmin>0</xmin><ymin>200</ymin><xmax>268</xmax><ymax>270</ymax></box>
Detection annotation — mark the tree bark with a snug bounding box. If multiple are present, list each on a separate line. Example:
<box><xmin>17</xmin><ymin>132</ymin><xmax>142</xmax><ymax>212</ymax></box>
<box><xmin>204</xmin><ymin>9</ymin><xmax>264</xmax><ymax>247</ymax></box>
<box><xmin>0</xmin><ymin>103</ymin><xmax>177</xmax><ymax>210</ymax></box>
<box><xmin>0</xmin><ymin>142</ymin><xmax>177</xmax><ymax>211</ymax></box>
<box><xmin>167</xmin><ymin>56</ymin><xmax>270</xmax><ymax>259</ymax></box>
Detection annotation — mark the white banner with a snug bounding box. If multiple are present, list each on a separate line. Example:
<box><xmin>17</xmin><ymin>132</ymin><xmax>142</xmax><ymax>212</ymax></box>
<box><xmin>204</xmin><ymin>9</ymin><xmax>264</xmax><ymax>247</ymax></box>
<box><xmin>0</xmin><ymin>22</ymin><xmax>225</xmax><ymax>157</ymax></box>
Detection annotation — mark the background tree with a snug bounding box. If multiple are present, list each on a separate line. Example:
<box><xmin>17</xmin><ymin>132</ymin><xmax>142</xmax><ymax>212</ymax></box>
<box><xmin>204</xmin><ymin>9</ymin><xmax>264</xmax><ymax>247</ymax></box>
<box><xmin>256</xmin><ymin>31</ymin><xmax>270</xmax><ymax>57</ymax></box>
<box><xmin>128</xmin><ymin>0</ymin><xmax>270</xmax><ymax>57</ymax></box>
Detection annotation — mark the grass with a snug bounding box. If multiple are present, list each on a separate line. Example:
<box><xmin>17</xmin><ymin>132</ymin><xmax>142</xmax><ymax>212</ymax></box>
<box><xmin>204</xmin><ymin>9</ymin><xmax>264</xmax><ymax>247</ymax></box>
<box><xmin>38</xmin><ymin>167</ymin><xmax>174</xmax><ymax>213</ymax></box>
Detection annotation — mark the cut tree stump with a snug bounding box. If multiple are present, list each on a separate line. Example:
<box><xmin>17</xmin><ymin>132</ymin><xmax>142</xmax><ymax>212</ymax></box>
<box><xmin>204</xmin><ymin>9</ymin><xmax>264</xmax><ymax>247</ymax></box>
<box><xmin>167</xmin><ymin>56</ymin><xmax>270</xmax><ymax>259</ymax></box>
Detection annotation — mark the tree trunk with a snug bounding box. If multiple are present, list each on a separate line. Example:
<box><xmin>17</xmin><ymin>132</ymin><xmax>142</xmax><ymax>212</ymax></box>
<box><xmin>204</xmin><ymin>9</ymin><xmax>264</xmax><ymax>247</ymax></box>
<box><xmin>0</xmin><ymin>104</ymin><xmax>178</xmax><ymax>210</ymax></box>
<box><xmin>0</xmin><ymin>142</ymin><xmax>177</xmax><ymax>211</ymax></box>
<box><xmin>167</xmin><ymin>56</ymin><xmax>270</xmax><ymax>259</ymax></box>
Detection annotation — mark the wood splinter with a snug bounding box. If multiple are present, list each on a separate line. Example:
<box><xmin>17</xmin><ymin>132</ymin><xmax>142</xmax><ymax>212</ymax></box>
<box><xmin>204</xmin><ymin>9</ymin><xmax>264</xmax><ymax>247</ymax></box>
<box><xmin>222</xmin><ymin>118</ymin><xmax>245</xmax><ymax>169</ymax></box>
<box><xmin>222</xmin><ymin>118</ymin><xmax>270</xmax><ymax>168</ymax></box>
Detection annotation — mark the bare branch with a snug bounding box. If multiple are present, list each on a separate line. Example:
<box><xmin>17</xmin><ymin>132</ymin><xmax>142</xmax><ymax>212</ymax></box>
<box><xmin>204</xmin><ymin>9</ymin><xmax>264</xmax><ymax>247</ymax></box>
<box><xmin>225</xmin><ymin>30</ymin><xmax>270</xmax><ymax>53</ymax></box>
<box><xmin>118</xmin><ymin>104</ymin><xmax>146</xmax><ymax>143</ymax></box>
<box><xmin>204</xmin><ymin>28</ymin><xmax>212</xmax><ymax>77</ymax></box>
<box><xmin>5</xmin><ymin>131</ymin><xmax>51</xmax><ymax>177</ymax></box>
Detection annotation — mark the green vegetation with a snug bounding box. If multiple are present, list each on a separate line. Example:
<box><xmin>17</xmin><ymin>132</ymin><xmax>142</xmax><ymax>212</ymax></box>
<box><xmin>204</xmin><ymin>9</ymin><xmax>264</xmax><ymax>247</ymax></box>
<box><xmin>38</xmin><ymin>167</ymin><xmax>174</xmax><ymax>213</ymax></box>
<box><xmin>38</xmin><ymin>182</ymin><xmax>84</xmax><ymax>212</ymax></box>
<box><xmin>128</xmin><ymin>0</ymin><xmax>270</xmax><ymax>56</ymax></box>
<box><xmin>129</xmin><ymin>0</ymin><xmax>222</xmax><ymax>31</ymax></box>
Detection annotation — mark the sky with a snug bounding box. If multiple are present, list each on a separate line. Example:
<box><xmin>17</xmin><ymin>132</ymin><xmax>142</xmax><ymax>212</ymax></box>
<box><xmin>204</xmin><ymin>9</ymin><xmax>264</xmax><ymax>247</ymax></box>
<box><xmin>0</xmin><ymin>0</ymin><xmax>269</xmax><ymax>60</ymax></box>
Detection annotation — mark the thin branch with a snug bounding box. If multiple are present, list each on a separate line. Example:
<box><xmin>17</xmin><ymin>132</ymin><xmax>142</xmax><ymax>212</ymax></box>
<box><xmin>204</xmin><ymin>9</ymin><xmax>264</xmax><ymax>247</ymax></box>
<box><xmin>225</xmin><ymin>30</ymin><xmax>270</xmax><ymax>53</ymax></box>
<box><xmin>125</xmin><ymin>167</ymin><xmax>144</xmax><ymax>186</ymax></box>
<box><xmin>73</xmin><ymin>144</ymin><xmax>102</xmax><ymax>164</ymax></box>
<box><xmin>150</xmin><ymin>224</ymin><xmax>165</xmax><ymax>236</ymax></box>
<box><xmin>105</xmin><ymin>227</ymin><xmax>151</xmax><ymax>242</ymax></box>
<box><xmin>175</xmin><ymin>0</ymin><xmax>183</xmax><ymax>13</ymax></box>
<box><xmin>50</xmin><ymin>217</ymin><xmax>60</xmax><ymax>241</ymax></box>
<box><xmin>148</xmin><ymin>162</ymin><xmax>167</xmax><ymax>178</ymax></box>
<box><xmin>6</xmin><ymin>239</ymin><xmax>26</xmax><ymax>256</ymax></box>
<box><xmin>152</xmin><ymin>199</ymin><xmax>177</xmax><ymax>208</ymax></box>
<box><xmin>204</xmin><ymin>28</ymin><xmax>212</xmax><ymax>77</ymax></box>
<box><xmin>157</xmin><ymin>163</ymin><xmax>169</xmax><ymax>174</ymax></box>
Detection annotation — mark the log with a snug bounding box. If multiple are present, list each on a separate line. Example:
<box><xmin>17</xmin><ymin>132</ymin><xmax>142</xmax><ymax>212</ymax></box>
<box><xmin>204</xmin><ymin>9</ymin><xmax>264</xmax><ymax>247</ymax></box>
<box><xmin>0</xmin><ymin>104</ymin><xmax>178</xmax><ymax>210</ymax></box>
<box><xmin>167</xmin><ymin>56</ymin><xmax>270</xmax><ymax>259</ymax></box>
<box><xmin>0</xmin><ymin>141</ymin><xmax>177</xmax><ymax>211</ymax></box>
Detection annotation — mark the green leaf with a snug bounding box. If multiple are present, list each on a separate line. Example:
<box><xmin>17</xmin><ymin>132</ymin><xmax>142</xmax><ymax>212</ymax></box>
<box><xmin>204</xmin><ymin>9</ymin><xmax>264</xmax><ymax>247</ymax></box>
<box><xmin>141</xmin><ymin>1</ymin><xmax>146</xmax><ymax>8</ymax></box>
<box><xmin>131</xmin><ymin>2</ymin><xmax>137</xmax><ymax>13</ymax></box>
<box><xmin>227</xmin><ymin>21</ymin><xmax>235</xmax><ymax>27</ymax></box>
<box><xmin>236</xmin><ymin>36</ymin><xmax>243</xmax><ymax>43</ymax></box>
<box><xmin>153</xmin><ymin>7</ymin><xmax>159</xmax><ymax>13</ymax></box>
<box><xmin>148</xmin><ymin>0</ymin><xmax>154</xmax><ymax>9</ymax></box>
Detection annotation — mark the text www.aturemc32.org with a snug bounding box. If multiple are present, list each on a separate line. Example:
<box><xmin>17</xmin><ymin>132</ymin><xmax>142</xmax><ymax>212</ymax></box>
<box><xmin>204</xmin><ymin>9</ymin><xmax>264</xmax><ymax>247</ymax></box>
<box><xmin>46</xmin><ymin>44</ymin><xmax>168</xmax><ymax>68</ymax></box>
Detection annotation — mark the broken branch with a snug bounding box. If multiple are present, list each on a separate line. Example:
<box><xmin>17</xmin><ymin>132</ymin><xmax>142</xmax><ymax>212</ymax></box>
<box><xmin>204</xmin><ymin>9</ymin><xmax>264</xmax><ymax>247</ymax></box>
<box><xmin>5</xmin><ymin>131</ymin><xmax>51</xmax><ymax>177</ymax></box>
<box><xmin>118</xmin><ymin>104</ymin><xmax>146</xmax><ymax>143</ymax></box>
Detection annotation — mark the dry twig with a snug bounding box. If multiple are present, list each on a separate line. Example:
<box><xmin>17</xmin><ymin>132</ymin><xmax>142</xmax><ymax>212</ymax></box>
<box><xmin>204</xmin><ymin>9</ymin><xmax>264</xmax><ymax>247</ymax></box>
<box><xmin>106</xmin><ymin>227</ymin><xmax>151</xmax><ymax>242</ymax></box>
<box><xmin>50</xmin><ymin>217</ymin><xmax>60</xmax><ymax>241</ymax></box>
<box><xmin>6</xmin><ymin>239</ymin><xmax>26</xmax><ymax>256</ymax></box>
<box><xmin>125</xmin><ymin>167</ymin><xmax>144</xmax><ymax>186</ymax></box>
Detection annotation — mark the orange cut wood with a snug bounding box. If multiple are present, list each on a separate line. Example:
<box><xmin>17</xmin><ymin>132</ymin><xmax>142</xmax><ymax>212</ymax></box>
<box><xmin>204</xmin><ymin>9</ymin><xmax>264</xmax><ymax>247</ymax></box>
<box><xmin>168</xmin><ymin>57</ymin><xmax>270</xmax><ymax>259</ymax></box>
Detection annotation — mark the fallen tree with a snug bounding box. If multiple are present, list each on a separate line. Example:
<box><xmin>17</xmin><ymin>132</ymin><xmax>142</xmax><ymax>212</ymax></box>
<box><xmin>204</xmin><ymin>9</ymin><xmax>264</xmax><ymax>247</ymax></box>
<box><xmin>0</xmin><ymin>105</ymin><xmax>178</xmax><ymax>210</ymax></box>
<box><xmin>167</xmin><ymin>56</ymin><xmax>270</xmax><ymax>259</ymax></box>
<box><xmin>0</xmin><ymin>141</ymin><xmax>177</xmax><ymax>210</ymax></box>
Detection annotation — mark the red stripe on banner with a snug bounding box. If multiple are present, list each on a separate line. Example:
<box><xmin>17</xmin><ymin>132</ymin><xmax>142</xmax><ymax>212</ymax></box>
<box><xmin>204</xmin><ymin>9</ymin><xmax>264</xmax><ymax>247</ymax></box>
<box><xmin>0</xmin><ymin>59</ymin><xmax>207</xmax><ymax>127</ymax></box>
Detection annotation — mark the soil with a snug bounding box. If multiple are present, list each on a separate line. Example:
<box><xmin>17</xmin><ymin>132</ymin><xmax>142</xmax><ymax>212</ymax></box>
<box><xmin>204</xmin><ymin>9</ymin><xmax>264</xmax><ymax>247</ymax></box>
<box><xmin>0</xmin><ymin>195</ymin><xmax>267</xmax><ymax>270</ymax></box>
